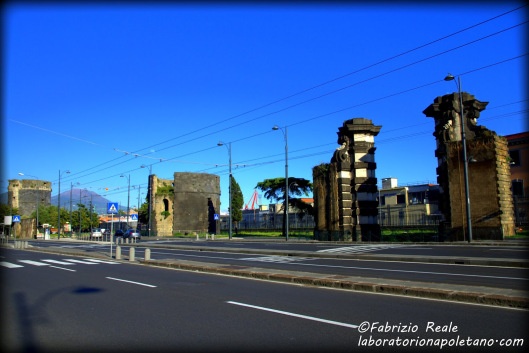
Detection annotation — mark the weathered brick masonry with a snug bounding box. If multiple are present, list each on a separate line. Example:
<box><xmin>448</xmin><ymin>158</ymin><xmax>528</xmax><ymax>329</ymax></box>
<box><xmin>424</xmin><ymin>92</ymin><xmax>515</xmax><ymax>240</ymax></box>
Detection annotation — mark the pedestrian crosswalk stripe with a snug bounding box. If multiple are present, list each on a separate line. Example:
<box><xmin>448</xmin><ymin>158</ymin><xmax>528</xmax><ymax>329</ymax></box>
<box><xmin>83</xmin><ymin>259</ymin><xmax>118</xmax><ymax>264</ymax></box>
<box><xmin>1</xmin><ymin>258</ymin><xmax>121</xmax><ymax>269</ymax></box>
<box><xmin>42</xmin><ymin>259</ymin><xmax>75</xmax><ymax>265</ymax></box>
<box><xmin>0</xmin><ymin>261</ymin><xmax>24</xmax><ymax>268</ymax></box>
<box><xmin>240</xmin><ymin>256</ymin><xmax>315</xmax><ymax>264</ymax></box>
<box><xmin>62</xmin><ymin>259</ymin><xmax>98</xmax><ymax>264</ymax></box>
<box><xmin>18</xmin><ymin>260</ymin><xmax>50</xmax><ymax>266</ymax></box>
<box><xmin>317</xmin><ymin>244</ymin><xmax>406</xmax><ymax>254</ymax></box>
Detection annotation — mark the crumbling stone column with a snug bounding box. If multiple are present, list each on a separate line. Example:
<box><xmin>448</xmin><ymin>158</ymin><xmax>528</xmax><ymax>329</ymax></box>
<box><xmin>313</xmin><ymin>118</ymin><xmax>381</xmax><ymax>241</ymax></box>
<box><xmin>423</xmin><ymin>92</ymin><xmax>515</xmax><ymax>240</ymax></box>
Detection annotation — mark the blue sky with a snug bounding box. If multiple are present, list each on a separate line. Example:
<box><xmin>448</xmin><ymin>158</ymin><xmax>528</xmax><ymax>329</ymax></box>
<box><xmin>3</xmin><ymin>2</ymin><xmax>527</xmax><ymax>213</ymax></box>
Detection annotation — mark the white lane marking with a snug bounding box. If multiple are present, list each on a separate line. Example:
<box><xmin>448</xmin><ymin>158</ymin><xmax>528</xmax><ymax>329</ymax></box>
<box><xmin>82</xmin><ymin>259</ymin><xmax>118</xmax><ymax>264</ymax></box>
<box><xmin>151</xmin><ymin>251</ymin><xmax>528</xmax><ymax>281</ymax></box>
<box><xmin>18</xmin><ymin>260</ymin><xmax>50</xmax><ymax>266</ymax></box>
<box><xmin>227</xmin><ymin>301</ymin><xmax>358</xmax><ymax>329</ymax></box>
<box><xmin>106</xmin><ymin>277</ymin><xmax>157</xmax><ymax>288</ymax></box>
<box><xmin>0</xmin><ymin>261</ymin><xmax>24</xmax><ymax>268</ymax></box>
<box><xmin>42</xmin><ymin>259</ymin><xmax>76</xmax><ymax>265</ymax></box>
<box><xmin>63</xmin><ymin>259</ymin><xmax>98</xmax><ymax>264</ymax></box>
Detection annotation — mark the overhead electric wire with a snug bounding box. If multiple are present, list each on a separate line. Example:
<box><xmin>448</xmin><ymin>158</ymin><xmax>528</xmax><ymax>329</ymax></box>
<box><xmin>112</xmin><ymin>4</ymin><xmax>527</xmax><ymax>154</ymax></box>
<box><xmin>39</xmin><ymin>6</ymin><xmax>526</xmax><ymax>183</ymax></box>
<box><xmin>58</xmin><ymin>52</ymin><xmax>527</xmax><ymax>193</ymax></box>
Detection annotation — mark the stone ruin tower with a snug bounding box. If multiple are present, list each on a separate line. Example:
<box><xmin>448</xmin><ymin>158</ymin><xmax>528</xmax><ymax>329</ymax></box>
<box><xmin>8</xmin><ymin>179</ymin><xmax>52</xmax><ymax>216</ymax></box>
<box><xmin>149</xmin><ymin>172</ymin><xmax>220</xmax><ymax>236</ymax></box>
<box><xmin>423</xmin><ymin>92</ymin><xmax>515</xmax><ymax>240</ymax></box>
<box><xmin>313</xmin><ymin>118</ymin><xmax>381</xmax><ymax>241</ymax></box>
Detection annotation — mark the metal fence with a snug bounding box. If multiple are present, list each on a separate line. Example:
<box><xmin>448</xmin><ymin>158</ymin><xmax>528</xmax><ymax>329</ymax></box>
<box><xmin>220</xmin><ymin>213</ymin><xmax>315</xmax><ymax>231</ymax></box>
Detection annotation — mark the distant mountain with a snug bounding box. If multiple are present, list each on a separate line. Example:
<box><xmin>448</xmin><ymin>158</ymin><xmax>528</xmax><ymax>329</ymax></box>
<box><xmin>51</xmin><ymin>189</ymin><xmax>131</xmax><ymax>214</ymax></box>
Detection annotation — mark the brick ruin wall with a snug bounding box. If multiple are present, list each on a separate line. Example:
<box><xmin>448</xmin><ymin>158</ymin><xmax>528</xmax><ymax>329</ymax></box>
<box><xmin>424</xmin><ymin>92</ymin><xmax>515</xmax><ymax>240</ymax></box>
<box><xmin>150</xmin><ymin>175</ymin><xmax>174</xmax><ymax>237</ymax></box>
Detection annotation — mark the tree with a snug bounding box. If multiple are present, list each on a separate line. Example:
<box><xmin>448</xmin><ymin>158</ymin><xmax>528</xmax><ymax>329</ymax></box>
<box><xmin>138</xmin><ymin>197</ymin><xmax>149</xmax><ymax>225</ymax></box>
<box><xmin>0</xmin><ymin>204</ymin><xmax>19</xmax><ymax>219</ymax></box>
<box><xmin>231</xmin><ymin>176</ymin><xmax>244</xmax><ymax>226</ymax></box>
<box><xmin>26</xmin><ymin>205</ymin><xmax>69</xmax><ymax>230</ymax></box>
<box><xmin>255</xmin><ymin>177</ymin><xmax>313</xmax><ymax>235</ymax></box>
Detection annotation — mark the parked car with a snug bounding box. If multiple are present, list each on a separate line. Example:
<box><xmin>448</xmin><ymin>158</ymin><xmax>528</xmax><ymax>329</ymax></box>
<box><xmin>91</xmin><ymin>228</ymin><xmax>102</xmax><ymax>238</ymax></box>
<box><xmin>123</xmin><ymin>229</ymin><xmax>141</xmax><ymax>240</ymax></box>
<box><xmin>115</xmin><ymin>229</ymin><xmax>124</xmax><ymax>237</ymax></box>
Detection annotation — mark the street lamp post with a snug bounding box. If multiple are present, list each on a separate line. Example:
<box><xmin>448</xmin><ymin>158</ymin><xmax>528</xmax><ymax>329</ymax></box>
<box><xmin>273</xmin><ymin>126</ymin><xmax>289</xmax><ymax>241</ymax></box>
<box><xmin>141</xmin><ymin>164</ymin><xmax>153</xmax><ymax>237</ymax></box>
<box><xmin>121</xmin><ymin>174</ymin><xmax>130</xmax><ymax>229</ymax></box>
<box><xmin>18</xmin><ymin>173</ymin><xmax>39</xmax><ymax>238</ymax></box>
<box><xmin>57</xmin><ymin>170</ymin><xmax>70</xmax><ymax>239</ymax></box>
<box><xmin>218</xmin><ymin>142</ymin><xmax>232</xmax><ymax>240</ymax></box>
<box><xmin>444</xmin><ymin>73</ymin><xmax>472</xmax><ymax>243</ymax></box>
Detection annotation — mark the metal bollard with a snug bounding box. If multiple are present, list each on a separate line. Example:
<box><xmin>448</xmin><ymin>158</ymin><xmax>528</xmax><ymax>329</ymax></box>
<box><xmin>145</xmin><ymin>248</ymin><xmax>151</xmax><ymax>261</ymax></box>
<box><xmin>116</xmin><ymin>246</ymin><xmax>121</xmax><ymax>260</ymax></box>
<box><xmin>129</xmin><ymin>247</ymin><xmax>135</xmax><ymax>262</ymax></box>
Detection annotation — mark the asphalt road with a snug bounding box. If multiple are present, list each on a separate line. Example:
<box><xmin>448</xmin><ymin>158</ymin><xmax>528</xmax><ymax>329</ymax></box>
<box><xmin>2</xmin><ymin>249</ymin><xmax>527</xmax><ymax>352</ymax></box>
<box><xmin>25</xmin><ymin>240</ymin><xmax>529</xmax><ymax>292</ymax></box>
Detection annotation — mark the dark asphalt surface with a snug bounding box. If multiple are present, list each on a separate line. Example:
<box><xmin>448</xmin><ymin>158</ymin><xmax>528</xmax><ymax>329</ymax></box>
<box><xmin>2</xmin><ymin>249</ymin><xmax>528</xmax><ymax>352</ymax></box>
<box><xmin>3</xmin><ymin>237</ymin><xmax>529</xmax><ymax>308</ymax></box>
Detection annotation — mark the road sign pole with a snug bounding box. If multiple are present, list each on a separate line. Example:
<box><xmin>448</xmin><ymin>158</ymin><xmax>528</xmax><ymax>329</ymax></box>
<box><xmin>110</xmin><ymin>213</ymin><xmax>113</xmax><ymax>258</ymax></box>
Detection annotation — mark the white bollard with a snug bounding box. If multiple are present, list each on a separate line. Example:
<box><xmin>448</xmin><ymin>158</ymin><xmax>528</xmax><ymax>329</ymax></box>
<box><xmin>129</xmin><ymin>247</ymin><xmax>135</xmax><ymax>262</ymax></box>
<box><xmin>116</xmin><ymin>246</ymin><xmax>121</xmax><ymax>260</ymax></box>
<box><xmin>145</xmin><ymin>248</ymin><xmax>151</xmax><ymax>261</ymax></box>
<box><xmin>212</xmin><ymin>234</ymin><xmax>215</xmax><ymax>240</ymax></box>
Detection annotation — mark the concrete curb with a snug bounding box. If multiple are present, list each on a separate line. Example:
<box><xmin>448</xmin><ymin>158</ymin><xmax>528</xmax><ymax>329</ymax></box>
<box><xmin>140</xmin><ymin>259</ymin><xmax>529</xmax><ymax>309</ymax></box>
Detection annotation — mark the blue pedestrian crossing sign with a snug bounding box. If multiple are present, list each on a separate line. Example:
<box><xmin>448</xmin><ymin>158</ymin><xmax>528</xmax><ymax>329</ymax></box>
<box><xmin>131</xmin><ymin>214</ymin><xmax>138</xmax><ymax>221</ymax></box>
<box><xmin>107</xmin><ymin>203</ymin><xmax>119</xmax><ymax>214</ymax></box>
<box><xmin>12</xmin><ymin>215</ymin><xmax>21</xmax><ymax>223</ymax></box>
<box><xmin>214</xmin><ymin>214</ymin><xmax>220</xmax><ymax>221</ymax></box>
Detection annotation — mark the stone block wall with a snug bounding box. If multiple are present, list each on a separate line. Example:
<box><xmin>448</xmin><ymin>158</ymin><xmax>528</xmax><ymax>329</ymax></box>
<box><xmin>172</xmin><ymin>172</ymin><xmax>220</xmax><ymax>235</ymax></box>
<box><xmin>8</xmin><ymin>179</ymin><xmax>52</xmax><ymax>217</ymax></box>
<box><xmin>313</xmin><ymin>118</ymin><xmax>381</xmax><ymax>241</ymax></box>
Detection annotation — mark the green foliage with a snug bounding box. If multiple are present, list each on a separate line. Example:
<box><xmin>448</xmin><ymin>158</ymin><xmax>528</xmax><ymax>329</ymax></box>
<box><xmin>0</xmin><ymin>204</ymin><xmax>19</xmax><ymax>219</ymax></box>
<box><xmin>70</xmin><ymin>204</ymin><xmax>100</xmax><ymax>232</ymax></box>
<box><xmin>255</xmin><ymin>177</ymin><xmax>312</xmax><ymax>203</ymax></box>
<box><xmin>138</xmin><ymin>197</ymin><xmax>149</xmax><ymax>224</ymax></box>
<box><xmin>161</xmin><ymin>210</ymin><xmax>170</xmax><ymax>219</ymax></box>
<box><xmin>230</xmin><ymin>176</ymin><xmax>244</xmax><ymax>224</ymax></box>
<box><xmin>313</xmin><ymin>163</ymin><xmax>330</xmax><ymax>175</ymax></box>
<box><xmin>157</xmin><ymin>183</ymin><xmax>174</xmax><ymax>195</ymax></box>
